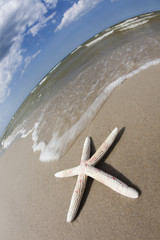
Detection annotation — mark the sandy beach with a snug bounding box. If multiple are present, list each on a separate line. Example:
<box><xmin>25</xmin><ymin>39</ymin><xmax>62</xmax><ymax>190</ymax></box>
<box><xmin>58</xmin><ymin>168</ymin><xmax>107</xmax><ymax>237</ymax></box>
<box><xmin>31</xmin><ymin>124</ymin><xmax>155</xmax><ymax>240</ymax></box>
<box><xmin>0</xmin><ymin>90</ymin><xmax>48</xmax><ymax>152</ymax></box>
<box><xmin>0</xmin><ymin>64</ymin><xmax>160</xmax><ymax>239</ymax></box>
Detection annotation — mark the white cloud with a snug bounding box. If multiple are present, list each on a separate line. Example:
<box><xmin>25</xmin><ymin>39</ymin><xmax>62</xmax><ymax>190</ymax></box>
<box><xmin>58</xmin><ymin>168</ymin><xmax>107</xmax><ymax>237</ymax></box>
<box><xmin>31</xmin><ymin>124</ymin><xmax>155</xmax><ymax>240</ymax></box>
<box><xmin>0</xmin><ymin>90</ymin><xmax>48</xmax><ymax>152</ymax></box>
<box><xmin>44</xmin><ymin>0</ymin><xmax>58</xmax><ymax>8</ymax></box>
<box><xmin>24</xmin><ymin>50</ymin><xmax>41</xmax><ymax>69</ymax></box>
<box><xmin>0</xmin><ymin>35</ymin><xmax>23</xmax><ymax>103</ymax></box>
<box><xmin>21</xmin><ymin>50</ymin><xmax>41</xmax><ymax>77</ymax></box>
<box><xmin>0</xmin><ymin>0</ymin><xmax>57</xmax><ymax>103</ymax></box>
<box><xmin>29</xmin><ymin>12</ymin><xmax>56</xmax><ymax>36</ymax></box>
<box><xmin>55</xmin><ymin>0</ymin><xmax>102</xmax><ymax>32</ymax></box>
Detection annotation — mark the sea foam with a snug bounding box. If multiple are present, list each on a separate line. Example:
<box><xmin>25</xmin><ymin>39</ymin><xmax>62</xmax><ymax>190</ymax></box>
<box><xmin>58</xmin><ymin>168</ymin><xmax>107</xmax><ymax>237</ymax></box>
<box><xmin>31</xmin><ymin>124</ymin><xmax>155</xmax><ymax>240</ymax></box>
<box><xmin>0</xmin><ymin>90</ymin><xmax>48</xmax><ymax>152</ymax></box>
<box><xmin>30</xmin><ymin>59</ymin><xmax>160</xmax><ymax>162</ymax></box>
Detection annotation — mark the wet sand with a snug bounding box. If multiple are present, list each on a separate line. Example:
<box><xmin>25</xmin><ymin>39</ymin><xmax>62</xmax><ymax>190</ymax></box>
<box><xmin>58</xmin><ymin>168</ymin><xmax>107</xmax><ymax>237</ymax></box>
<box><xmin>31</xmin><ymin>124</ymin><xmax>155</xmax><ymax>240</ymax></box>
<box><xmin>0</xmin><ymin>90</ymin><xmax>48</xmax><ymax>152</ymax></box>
<box><xmin>0</xmin><ymin>65</ymin><xmax>160</xmax><ymax>239</ymax></box>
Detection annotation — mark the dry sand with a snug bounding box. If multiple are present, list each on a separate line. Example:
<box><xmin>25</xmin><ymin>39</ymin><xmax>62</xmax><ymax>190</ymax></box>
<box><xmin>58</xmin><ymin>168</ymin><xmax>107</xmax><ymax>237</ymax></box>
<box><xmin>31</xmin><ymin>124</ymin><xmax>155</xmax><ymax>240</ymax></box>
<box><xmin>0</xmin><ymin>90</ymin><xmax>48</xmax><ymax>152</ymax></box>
<box><xmin>0</xmin><ymin>65</ymin><xmax>160</xmax><ymax>240</ymax></box>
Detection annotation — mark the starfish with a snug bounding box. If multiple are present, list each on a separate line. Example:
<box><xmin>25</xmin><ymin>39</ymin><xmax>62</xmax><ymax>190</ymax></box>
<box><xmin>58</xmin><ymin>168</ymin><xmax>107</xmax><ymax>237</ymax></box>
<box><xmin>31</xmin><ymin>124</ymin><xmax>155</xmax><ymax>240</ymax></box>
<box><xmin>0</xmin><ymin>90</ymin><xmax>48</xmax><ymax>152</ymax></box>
<box><xmin>55</xmin><ymin>127</ymin><xmax>139</xmax><ymax>223</ymax></box>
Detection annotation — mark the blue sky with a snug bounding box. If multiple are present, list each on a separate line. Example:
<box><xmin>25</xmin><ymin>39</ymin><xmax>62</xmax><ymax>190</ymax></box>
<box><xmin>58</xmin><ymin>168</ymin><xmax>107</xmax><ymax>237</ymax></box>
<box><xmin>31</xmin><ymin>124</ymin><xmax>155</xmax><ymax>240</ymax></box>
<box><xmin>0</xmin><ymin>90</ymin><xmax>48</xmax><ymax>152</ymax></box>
<box><xmin>0</xmin><ymin>0</ymin><xmax>160</xmax><ymax>136</ymax></box>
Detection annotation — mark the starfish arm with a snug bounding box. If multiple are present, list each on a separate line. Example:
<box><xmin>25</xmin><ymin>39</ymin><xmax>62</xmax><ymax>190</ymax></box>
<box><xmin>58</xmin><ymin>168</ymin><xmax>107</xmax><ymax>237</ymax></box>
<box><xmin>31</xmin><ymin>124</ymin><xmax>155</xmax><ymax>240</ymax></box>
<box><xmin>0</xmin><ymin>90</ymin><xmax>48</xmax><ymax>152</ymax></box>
<box><xmin>85</xmin><ymin>165</ymin><xmax>139</xmax><ymax>199</ymax></box>
<box><xmin>67</xmin><ymin>173</ymin><xmax>88</xmax><ymax>223</ymax></box>
<box><xmin>54</xmin><ymin>166</ymin><xmax>79</xmax><ymax>178</ymax></box>
<box><xmin>80</xmin><ymin>136</ymin><xmax>91</xmax><ymax>163</ymax></box>
<box><xmin>86</xmin><ymin>127</ymin><xmax>119</xmax><ymax>166</ymax></box>
<box><xmin>67</xmin><ymin>137</ymin><xmax>91</xmax><ymax>222</ymax></box>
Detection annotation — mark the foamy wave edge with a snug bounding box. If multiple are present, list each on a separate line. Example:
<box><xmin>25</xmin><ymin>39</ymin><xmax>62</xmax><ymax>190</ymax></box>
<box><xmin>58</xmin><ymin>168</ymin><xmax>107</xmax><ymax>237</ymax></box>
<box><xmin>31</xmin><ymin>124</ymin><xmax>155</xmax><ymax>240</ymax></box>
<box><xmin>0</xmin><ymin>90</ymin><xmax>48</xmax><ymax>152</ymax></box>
<box><xmin>1</xmin><ymin>59</ymin><xmax>160</xmax><ymax>162</ymax></box>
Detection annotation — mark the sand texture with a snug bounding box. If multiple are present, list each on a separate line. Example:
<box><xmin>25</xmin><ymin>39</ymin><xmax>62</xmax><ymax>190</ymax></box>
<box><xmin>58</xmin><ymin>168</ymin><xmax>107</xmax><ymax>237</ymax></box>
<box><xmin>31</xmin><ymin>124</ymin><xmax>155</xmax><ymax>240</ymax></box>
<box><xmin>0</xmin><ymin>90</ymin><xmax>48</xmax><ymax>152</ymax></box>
<box><xmin>0</xmin><ymin>65</ymin><xmax>160</xmax><ymax>239</ymax></box>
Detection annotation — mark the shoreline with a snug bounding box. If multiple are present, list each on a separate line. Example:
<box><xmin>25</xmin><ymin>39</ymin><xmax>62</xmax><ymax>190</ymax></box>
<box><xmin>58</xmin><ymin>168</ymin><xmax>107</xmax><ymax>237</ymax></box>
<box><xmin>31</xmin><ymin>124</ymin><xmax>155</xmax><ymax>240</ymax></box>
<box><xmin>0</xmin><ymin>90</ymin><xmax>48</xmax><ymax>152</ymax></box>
<box><xmin>1</xmin><ymin>59</ymin><xmax>160</xmax><ymax>162</ymax></box>
<box><xmin>0</xmin><ymin>64</ymin><xmax>160</xmax><ymax>239</ymax></box>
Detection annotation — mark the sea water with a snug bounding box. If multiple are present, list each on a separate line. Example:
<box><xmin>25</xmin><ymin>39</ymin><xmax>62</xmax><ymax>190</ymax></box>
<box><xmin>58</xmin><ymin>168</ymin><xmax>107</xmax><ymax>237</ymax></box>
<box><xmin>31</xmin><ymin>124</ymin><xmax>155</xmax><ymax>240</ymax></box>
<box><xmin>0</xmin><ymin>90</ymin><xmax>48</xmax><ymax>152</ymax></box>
<box><xmin>1</xmin><ymin>11</ymin><xmax>160</xmax><ymax>161</ymax></box>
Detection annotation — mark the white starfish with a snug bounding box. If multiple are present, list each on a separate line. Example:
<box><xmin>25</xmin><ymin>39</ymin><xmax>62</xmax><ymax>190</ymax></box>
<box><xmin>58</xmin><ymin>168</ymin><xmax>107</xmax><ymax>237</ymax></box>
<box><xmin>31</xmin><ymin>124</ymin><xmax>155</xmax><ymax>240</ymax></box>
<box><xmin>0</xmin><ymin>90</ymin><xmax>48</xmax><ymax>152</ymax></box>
<box><xmin>55</xmin><ymin>127</ymin><xmax>139</xmax><ymax>223</ymax></box>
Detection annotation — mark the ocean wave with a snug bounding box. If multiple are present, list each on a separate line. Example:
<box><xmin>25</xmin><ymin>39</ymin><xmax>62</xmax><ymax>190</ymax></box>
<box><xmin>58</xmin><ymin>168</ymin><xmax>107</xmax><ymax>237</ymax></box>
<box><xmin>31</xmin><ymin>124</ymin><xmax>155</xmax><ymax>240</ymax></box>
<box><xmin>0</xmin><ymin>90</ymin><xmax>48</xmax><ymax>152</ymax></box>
<box><xmin>39</xmin><ymin>76</ymin><xmax>47</xmax><ymax>85</ymax></box>
<box><xmin>85</xmin><ymin>12</ymin><xmax>156</xmax><ymax>48</ymax></box>
<box><xmin>118</xmin><ymin>19</ymin><xmax>149</xmax><ymax>31</ymax></box>
<box><xmin>31</xmin><ymin>86</ymin><xmax>37</xmax><ymax>94</ymax></box>
<box><xmin>1</xmin><ymin>125</ymin><xmax>32</xmax><ymax>149</ymax></box>
<box><xmin>71</xmin><ymin>45</ymin><xmax>82</xmax><ymax>55</ymax></box>
<box><xmin>85</xmin><ymin>30</ymin><xmax>114</xmax><ymax>47</ymax></box>
<box><xmin>32</xmin><ymin>58</ymin><xmax>160</xmax><ymax>162</ymax></box>
<box><xmin>50</xmin><ymin>62</ymin><xmax>61</xmax><ymax>73</ymax></box>
<box><xmin>113</xmin><ymin>12</ymin><xmax>154</xmax><ymax>31</ymax></box>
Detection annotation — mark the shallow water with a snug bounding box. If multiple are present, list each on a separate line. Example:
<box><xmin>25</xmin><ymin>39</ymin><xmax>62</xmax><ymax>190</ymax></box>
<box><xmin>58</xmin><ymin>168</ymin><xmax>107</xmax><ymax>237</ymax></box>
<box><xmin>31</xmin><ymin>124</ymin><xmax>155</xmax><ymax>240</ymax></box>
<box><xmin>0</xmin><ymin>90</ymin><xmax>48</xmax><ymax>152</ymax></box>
<box><xmin>1</xmin><ymin>11</ymin><xmax>160</xmax><ymax>161</ymax></box>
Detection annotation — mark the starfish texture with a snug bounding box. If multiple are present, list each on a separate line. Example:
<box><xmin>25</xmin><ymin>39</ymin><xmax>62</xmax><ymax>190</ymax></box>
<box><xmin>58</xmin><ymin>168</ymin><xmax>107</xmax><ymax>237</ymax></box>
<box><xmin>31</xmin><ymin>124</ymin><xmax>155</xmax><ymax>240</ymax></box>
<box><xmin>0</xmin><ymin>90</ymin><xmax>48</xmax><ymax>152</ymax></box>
<box><xmin>55</xmin><ymin>127</ymin><xmax>139</xmax><ymax>222</ymax></box>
